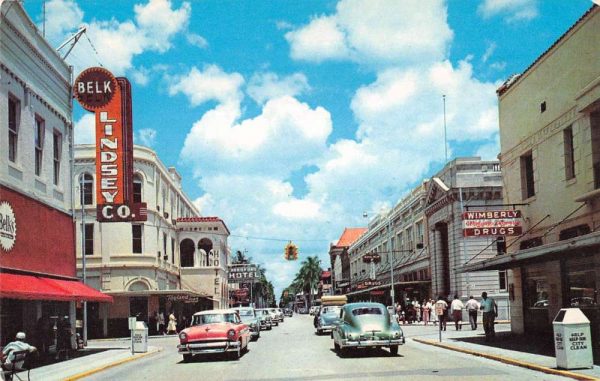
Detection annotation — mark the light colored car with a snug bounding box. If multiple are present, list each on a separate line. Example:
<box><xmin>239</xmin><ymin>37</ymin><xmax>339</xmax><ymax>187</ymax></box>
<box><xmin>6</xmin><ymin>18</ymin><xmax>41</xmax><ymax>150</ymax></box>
<box><xmin>332</xmin><ymin>302</ymin><xmax>405</xmax><ymax>356</ymax></box>
<box><xmin>235</xmin><ymin>307</ymin><xmax>261</xmax><ymax>341</ymax></box>
<box><xmin>256</xmin><ymin>309</ymin><xmax>275</xmax><ymax>328</ymax></box>
<box><xmin>268</xmin><ymin>308</ymin><xmax>283</xmax><ymax>323</ymax></box>
<box><xmin>316</xmin><ymin>305</ymin><xmax>342</xmax><ymax>335</ymax></box>
<box><xmin>309</xmin><ymin>306</ymin><xmax>317</xmax><ymax>315</ymax></box>
<box><xmin>177</xmin><ymin>309</ymin><xmax>251</xmax><ymax>361</ymax></box>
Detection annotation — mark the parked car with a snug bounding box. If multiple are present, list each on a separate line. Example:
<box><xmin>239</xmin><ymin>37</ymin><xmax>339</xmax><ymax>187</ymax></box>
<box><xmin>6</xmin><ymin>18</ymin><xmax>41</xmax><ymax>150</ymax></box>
<box><xmin>257</xmin><ymin>309</ymin><xmax>276</xmax><ymax>328</ymax></box>
<box><xmin>178</xmin><ymin>309</ymin><xmax>252</xmax><ymax>362</ymax></box>
<box><xmin>298</xmin><ymin>308</ymin><xmax>308</xmax><ymax>314</ymax></box>
<box><xmin>316</xmin><ymin>305</ymin><xmax>342</xmax><ymax>335</ymax></box>
<box><xmin>284</xmin><ymin>308</ymin><xmax>293</xmax><ymax>317</ymax></box>
<box><xmin>269</xmin><ymin>308</ymin><xmax>284</xmax><ymax>323</ymax></box>
<box><xmin>235</xmin><ymin>307</ymin><xmax>261</xmax><ymax>341</ymax></box>
<box><xmin>309</xmin><ymin>306</ymin><xmax>317</xmax><ymax>315</ymax></box>
<box><xmin>332</xmin><ymin>302</ymin><xmax>405</xmax><ymax>356</ymax></box>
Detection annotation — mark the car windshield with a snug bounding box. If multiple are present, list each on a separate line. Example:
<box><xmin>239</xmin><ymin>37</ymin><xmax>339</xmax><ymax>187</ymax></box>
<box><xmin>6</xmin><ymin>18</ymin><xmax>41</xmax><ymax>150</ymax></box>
<box><xmin>321</xmin><ymin>306</ymin><xmax>341</xmax><ymax>315</ymax></box>
<box><xmin>238</xmin><ymin>309</ymin><xmax>254</xmax><ymax>317</ymax></box>
<box><xmin>351</xmin><ymin>307</ymin><xmax>383</xmax><ymax>316</ymax></box>
<box><xmin>193</xmin><ymin>313</ymin><xmax>237</xmax><ymax>325</ymax></box>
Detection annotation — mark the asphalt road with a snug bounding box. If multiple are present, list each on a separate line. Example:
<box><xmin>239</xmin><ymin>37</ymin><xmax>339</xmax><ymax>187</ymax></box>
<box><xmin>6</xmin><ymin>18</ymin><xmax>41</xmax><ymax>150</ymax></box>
<box><xmin>83</xmin><ymin>314</ymin><xmax>569</xmax><ymax>380</ymax></box>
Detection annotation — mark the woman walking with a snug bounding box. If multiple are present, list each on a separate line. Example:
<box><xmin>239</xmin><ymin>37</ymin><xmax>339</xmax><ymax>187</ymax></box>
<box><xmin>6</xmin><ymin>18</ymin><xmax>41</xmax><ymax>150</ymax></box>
<box><xmin>422</xmin><ymin>299</ymin><xmax>431</xmax><ymax>326</ymax></box>
<box><xmin>167</xmin><ymin>311</ymin><xmax>177</xmax><ymax>335</ymax></box>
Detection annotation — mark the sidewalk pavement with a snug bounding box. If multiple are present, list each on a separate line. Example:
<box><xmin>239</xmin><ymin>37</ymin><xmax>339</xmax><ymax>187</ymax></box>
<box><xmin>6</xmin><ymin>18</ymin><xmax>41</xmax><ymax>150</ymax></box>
<box><xmin>404</xmin><ymin>322</ymin><xmax>600</xmax><ymax>381</ymax></box>
<box><xmin>26</xmin><ymin>340</ymin><xmax>160</xmax><ymax>381</ymax></box>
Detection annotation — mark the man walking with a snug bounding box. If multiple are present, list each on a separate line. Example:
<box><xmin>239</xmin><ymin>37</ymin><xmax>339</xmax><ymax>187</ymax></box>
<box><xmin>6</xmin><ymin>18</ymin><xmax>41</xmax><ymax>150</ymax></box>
<box><xmin>450</xmin><ymin>294</ymin><xmax>464</xmax><ymax>330</ymax></box>
<box><xmin>465</xmin><ymin>295</ymin><xmax>480</xmax><ymax>330</ymax></box>
<box><xmin>434</xmin><ymin>296</ymin><xmax>448</xmax><ymax>331</ymax></box>
<box><xmin>480</xmin><ymin>292</ymin><xmax>498</xmax><ymax>341</ymax></box>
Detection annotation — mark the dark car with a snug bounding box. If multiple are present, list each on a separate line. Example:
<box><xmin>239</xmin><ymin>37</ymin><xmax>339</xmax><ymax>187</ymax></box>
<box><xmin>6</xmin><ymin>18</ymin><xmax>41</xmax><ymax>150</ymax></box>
<box><xmin>284</xmin><ymin>308</ymin><xmax>293</xmax><ymax>317</ymax></box>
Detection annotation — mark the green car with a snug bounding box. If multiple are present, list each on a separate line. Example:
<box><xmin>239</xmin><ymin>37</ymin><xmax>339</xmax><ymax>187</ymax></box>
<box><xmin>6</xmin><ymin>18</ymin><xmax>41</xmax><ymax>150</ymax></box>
<box><xmin>332</xmin><ymin>302</ymin><xmax>405</xmax><ymax>356</ymax></box>
<box><xmin>316</xmin><ymin>305</ymin><xmax>342</xmax><ymax>335</ymax></box>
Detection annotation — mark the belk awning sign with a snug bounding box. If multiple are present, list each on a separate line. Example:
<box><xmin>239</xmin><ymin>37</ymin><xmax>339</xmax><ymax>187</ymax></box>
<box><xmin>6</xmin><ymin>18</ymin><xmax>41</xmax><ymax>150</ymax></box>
<box><xmin>228</xmin><ymin>265</ymin><xmax>258</xmax><ymax>283</ymax></box>
<box><xmin>462</xmin><ymin>210</ymin><xmax>523</xmax><ymax>237</ymax></box>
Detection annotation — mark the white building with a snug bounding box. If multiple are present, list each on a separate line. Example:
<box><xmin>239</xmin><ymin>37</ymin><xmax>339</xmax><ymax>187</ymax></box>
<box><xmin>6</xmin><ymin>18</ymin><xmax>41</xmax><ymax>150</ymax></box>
<box><xmin>74</xmin><ymin>144</ymin><xmax>229</xmax><ymax>337</ymax></box>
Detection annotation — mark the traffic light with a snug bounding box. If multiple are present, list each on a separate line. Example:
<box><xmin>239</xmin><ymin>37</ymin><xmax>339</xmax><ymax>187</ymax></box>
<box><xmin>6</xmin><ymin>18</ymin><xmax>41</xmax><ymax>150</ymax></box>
<box><xmin>284</xmin><ymin>242</ymin><xmax>298</xmax><ymax>260</ymax></box>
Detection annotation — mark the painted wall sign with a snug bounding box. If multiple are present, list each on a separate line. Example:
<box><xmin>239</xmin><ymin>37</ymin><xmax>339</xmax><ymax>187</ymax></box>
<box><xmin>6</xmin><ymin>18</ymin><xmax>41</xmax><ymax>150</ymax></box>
<box><xmin>73</xmin><ymin>67</ymin><xmax>146</xmax><ymax>223</ymax></box>
<box><xmin>462</xmin><ymin>209</ymin><xmax>523</xmax><ymax>237</ymax></box>
<box><xmin>0</xmin><ymin>201</ymin><xmax>16</xmax><ymax>251</ymax></box>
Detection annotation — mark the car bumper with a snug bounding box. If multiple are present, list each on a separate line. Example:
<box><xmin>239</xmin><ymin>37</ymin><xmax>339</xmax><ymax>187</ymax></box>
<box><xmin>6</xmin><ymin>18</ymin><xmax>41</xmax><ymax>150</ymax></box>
<box><xmin>178</xmin><ymin>340</ymin><xmax>241</xmax><ymax>354</ymax></box>
<box><xmin>340</xmin><ymin>338</ymin><xmax>405</xmax><ymax>348</ymax></box>
<box><xmin>318</xmin><ymin>325</ymin><xmax>335</xmax><ymax>331</ymax></box>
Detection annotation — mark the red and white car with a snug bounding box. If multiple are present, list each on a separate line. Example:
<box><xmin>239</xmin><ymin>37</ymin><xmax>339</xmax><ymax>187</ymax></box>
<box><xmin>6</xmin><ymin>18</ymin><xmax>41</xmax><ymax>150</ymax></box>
<box><xmin>177</xmin><ymin>309</ymin><xmax>252</xmax><ymax>361</ymax></box>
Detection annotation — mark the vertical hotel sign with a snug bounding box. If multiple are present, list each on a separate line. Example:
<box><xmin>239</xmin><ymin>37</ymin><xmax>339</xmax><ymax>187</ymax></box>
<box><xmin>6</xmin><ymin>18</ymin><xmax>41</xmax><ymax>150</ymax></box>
<box><xmin>74</xmin><ymin>67</ymin><xmax>147</xmax><ymax>222</ymax></box>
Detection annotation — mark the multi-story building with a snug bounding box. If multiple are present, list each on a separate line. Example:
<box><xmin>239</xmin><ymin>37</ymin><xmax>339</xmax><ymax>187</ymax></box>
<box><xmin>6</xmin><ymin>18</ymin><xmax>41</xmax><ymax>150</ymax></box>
<box><xmin>0</xmin><ymin>1</ymin><xmax>109</xmax><ymax>345</ymax></box>
<box><xmin>329</xmin><ymin>228</ymin><xmax>367</xmax><ymax>295</ymax></box>
<box><xmin>462</xmin><ymin>5</ymin><xmax>600</xmax><ymax>361</ymax></box>
<box><xmin>427</xmin><ymin>157</ymin><xmax>509</xmax><ymax>319</ymax></box>
<box><xmin>347</xmin><ymin>181</ymin><xmax>430</xmax><ymax>305</ymax></box>
<box><xmin>74</xmin><ymin>144</ymin><xmax>228</xmax><ymax>337</ymax></box>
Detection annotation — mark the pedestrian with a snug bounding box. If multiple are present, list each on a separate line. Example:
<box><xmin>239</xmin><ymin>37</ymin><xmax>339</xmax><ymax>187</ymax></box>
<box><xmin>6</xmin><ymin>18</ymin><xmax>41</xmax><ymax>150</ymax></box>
<box><xmin>167</xmin><ymin>312</ymin><xmax>177</xmax><ymax>335</ymax></box>
<box><xmin>413</xmin><ymin>300</ymin><xmax>421</xmax><ymax>323</ymax></box>
<box><xmin>422</xmin><ymin>299</ymin><xmax>431</xmax><ymax>326</ymax></box>
<box><xmin>35</xmin><ymin>313</ymin><xmax>52</xmax><ymax>358</ymax></box>
<box><xmin>450</xmin><ymin>294</ymin><xmax>464</xmax><ymax>330</ymax></box>
<box><xmin>158</xmin><ymin>311</ymin><xmax>166</xmax><ymax>335</ymax></box>
<box><xmin>429</xmin><ymin>299</ymin><xmax>437</xmax><ymax>324</ymax></box>
<box><xmin>480</xmin><ymin>292</ymin><xmax>498</xmax><ymax>341</ymax></box>
<box><xmin>395</xmin><ymin>303</ymin><xmax>402</xmax><ymax>324</ymax></box>
<box><xmin>434</xmin><ymin>296</ymin><xmax>448</xmax><ymax>331</ymax></box>
<box><xmin>465</xmin><ymin>295</ymin><xmax>480</xmax><ymax>330</ymax></box>
<box><xmin>2</xmin><ymin>332</ymin><xmax>37</xmax><ymax>374</ymax></box>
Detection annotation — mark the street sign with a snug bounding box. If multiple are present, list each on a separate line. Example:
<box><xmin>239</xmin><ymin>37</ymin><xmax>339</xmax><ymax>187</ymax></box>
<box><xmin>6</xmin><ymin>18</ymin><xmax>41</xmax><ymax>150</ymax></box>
<box><xmin>228</xmin><ymin>264</ymin><xmax>258</xmax><ymax>283</ymax></box>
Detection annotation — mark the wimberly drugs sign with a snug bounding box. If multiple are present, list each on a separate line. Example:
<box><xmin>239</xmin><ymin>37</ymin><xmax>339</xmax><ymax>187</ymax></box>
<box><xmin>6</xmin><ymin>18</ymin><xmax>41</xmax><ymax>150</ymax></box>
<box><xmin>228</xmin><ymin>265</ymin><xmax>258</xmax><ymax>283</ymax></box>
<box><xmin>462</xmin><ymin>210</ymin><xmax>523</xmax><ymax>237</ymax></box>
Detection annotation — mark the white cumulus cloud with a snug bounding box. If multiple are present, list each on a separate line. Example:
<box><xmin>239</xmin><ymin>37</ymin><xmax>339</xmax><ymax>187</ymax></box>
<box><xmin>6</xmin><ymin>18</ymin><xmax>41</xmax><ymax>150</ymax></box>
<box><xmin>74</xmin><ymin>113</ymin><xmax>95</xmax><ymax>144</ymax></box>
<box><xmin>247</xmin><ymin>72</ymin><xmax>310</xmax><ymax>105</ymax></box>
<box><xmin>478</xmin><ymin>0</ymin><xmax>539</xmax><ymax>22</ymax></box>
<box><xmin>168</xmin><ymin>65</ymin><xmax>244</xmax><ymax>106</ymax></box>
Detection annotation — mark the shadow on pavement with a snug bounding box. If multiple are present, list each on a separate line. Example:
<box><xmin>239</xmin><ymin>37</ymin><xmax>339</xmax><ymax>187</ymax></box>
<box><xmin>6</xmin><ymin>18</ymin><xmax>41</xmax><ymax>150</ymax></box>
<box><xmin>328</xmin><ymin>348</ymin><xmax>404</xmax><ymax>359</ymax></box>
<box><xmin>25</xmin><ymin>348</ymin><xmax>112</xmax><ymax>369</ymax></box>
<box><xmin>453</xmin><ymin>331</ymin><xmax>555</xmax><ymax>357</ymax></box>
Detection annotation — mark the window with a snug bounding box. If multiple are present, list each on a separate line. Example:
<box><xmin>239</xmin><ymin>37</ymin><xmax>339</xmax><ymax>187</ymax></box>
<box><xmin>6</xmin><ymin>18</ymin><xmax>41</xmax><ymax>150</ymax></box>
<box><xmin>171</xmin><ymin>238</ymin><xmax>176</xmax><ymax>264</ymax></box>
<box><xmin>133</xmin><ymin>174</ymin><xmax>143</xmax><ymax>203</ymax></box>
<box><xmin>415</xmin><ymin>221</ymin><xmax>424</xmax><ymax>247</ymax></box>
<box><xmin>163</xmin><ymin>233</ymin><xmax>167</xmax><ymax>261</ymax></box>
<box><xmin>498</xmin><ymin>270</ymin><xmax>507</xmax><ymax>291</ymax></box>
<box><xmin>563</xmin><ymin>126</ymin><xmax>575</xmax><ymax>180</ymax></box>
<box><xmin>591</xmin><ymin>111</ymin><xmax>600</xmax><ymax>189</ymax></box>
<box><xmin>520</xmin><ymin>152</ymin><xmax>535</xmax><ymax>199</ymax></box>
<box><xmin>84</xmin><ymin>223</ymin><xmax>94</xmax><ymax>255</ymax></box>
<box><xmin>80</xmin><ymin>174</ymin><xmax>94</xmax><ymax>205</ymax></box>
<box><xmin>565</xmin><ymin>257</ymin><xmax>597</xmax><ymax>308</ymax></box>
<box><xmin>34</xmin><ymin>117</ymin><xmax>44</xmax><ymax>176</ymax></box>
<box><xmin>53</xmin><ymin>132</ymin><xmax>61</xmax><ymax>185</ymax></box>
<box><xmin>132</xmin><ymin>225</ymin><xmax>143</xmax><ymax>253</ymax></box>
<box><xmin>8</xmin><ymin>97</ymin><xmax>19</xmax><ymax>162</ymax></box>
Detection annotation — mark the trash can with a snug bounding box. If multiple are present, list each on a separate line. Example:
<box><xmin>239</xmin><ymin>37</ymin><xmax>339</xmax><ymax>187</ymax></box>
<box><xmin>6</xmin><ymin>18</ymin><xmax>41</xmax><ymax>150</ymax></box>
<box><xmin>553</xmin><ymin>308</ymin><xmax>593</xmax><ymax>369</ymax></box>
<box><xmin>132</xmin><ymin>321</ymin><xmax>148</xmax><ymax>353</ymax></box>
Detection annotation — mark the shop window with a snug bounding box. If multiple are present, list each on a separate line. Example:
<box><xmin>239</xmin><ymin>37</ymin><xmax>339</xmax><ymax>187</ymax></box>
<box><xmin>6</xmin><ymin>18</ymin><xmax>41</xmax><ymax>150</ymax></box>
<box><xmin>53</xmin><ymin>132</ymin><xmax>62</xmax><ymax>185</ymax></box>
<box><xmin>564</xmin><ymin>126</ymin><xmax>575</xmax><ymax>180</ymax></box>
<box><xmin>132</xmin><ymin>225</ymin><xmax>143</xmax><ymax>253</ymax></box>
<box><xmin>559</xmin><ymin>224</ymin><xmax>590</xmax><ymax>241</ymax></box>
<box><xmin>84</xmin><ymin>223</ymin><xmax>94</xmax><ymax>255</ymax></box>
<box><xmin>520</xmin><ymin>152</ymin><xmax>535</xmax><ymax>199</ymax></box>
<box><xmin>80</xmin><ymin>173</ymin><xmax>94</xmax><ymax>205</ymax></box>
<box><xmin>566</xmin><ymin>257</ymin><xmax>597</xmax><ymax>308</ymax></box>
<box><xmin>525</xmin><ymin>276</ymin><xmax>549</xmax><ymax>308</ymax></box>
<box><xmin>34</xmin><ymin>116</ymin><xmax>44</xmax><ymax>176</ymax></box>
<box><xmin>8</xmin><ymin>96</ymin><xmax>19</xmax><ymax>163</ymax></box>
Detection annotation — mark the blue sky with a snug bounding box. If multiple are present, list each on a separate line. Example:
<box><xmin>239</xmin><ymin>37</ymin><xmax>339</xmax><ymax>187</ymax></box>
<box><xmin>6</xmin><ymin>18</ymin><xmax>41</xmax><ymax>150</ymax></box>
<box><xmin>24</xmin><ymin>0</ymin><xmax>594</xmax><ymax>299</ymax></box>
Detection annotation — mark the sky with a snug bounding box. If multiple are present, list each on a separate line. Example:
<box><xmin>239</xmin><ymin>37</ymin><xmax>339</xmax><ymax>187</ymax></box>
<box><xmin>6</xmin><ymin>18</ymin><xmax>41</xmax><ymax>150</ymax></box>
<box><xmin>23</xmin><ymin>0</ymin><xmax>594</xmax><ymax>300</ymax></box>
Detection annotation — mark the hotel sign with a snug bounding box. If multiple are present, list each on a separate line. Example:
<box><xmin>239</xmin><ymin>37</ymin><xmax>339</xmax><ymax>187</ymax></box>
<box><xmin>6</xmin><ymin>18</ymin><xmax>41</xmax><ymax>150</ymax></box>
<box><xmin>228</xmin><ymin>264</ymin><xmax>258</xmax><ymax>283</ymax></box>
<box><xmin>74</xmin><ymin>67</ymin><xmax>146</xmax><ymax>222</ymax></box>
<box><xmin>462</xmin><ymin>210</ymin><xmax>523</xmax><ymax>237</ymax></box>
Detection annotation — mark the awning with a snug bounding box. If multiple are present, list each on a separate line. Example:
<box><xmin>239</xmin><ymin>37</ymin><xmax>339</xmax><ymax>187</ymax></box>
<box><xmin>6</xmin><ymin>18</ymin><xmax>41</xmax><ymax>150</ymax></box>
<box><xmin>458</xmin><ymin>231</ymin><xmax>600</xmax><ymax>273</ymax></box>
<box><xmin>0</xmin><ymin>273</ymin><xmax>113</xmax><ymax>303</ymax></box>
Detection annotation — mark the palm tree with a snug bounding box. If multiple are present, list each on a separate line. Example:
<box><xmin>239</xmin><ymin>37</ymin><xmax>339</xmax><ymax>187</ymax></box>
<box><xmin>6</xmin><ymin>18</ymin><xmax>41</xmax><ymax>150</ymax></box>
<box><xmin>296</xmin><ymin>256</ymin><xmax>322</xmax><ymax>308</ymax></box>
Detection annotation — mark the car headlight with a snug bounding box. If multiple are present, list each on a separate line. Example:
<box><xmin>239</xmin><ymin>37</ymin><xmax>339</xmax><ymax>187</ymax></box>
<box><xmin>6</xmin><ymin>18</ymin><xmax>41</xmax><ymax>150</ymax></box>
<box><xmin>347</xmin><ymin>333</ymin><xmax>354</xmax><ymax>340</ymax></box>
<box><xmin>228</xmin><ymin>329</ymin><xmax>236</xmax><ymax>338</ymax></box>
<box><xmin>392</xmin><ymin>331</ymin><xmax>400</xmax><ymax>339</ymax></box>
<box><xmin>250</xmin><ymin>322</ymin><xmax>256</xmax><ymax>328</ymax></box>
<box><xmin>179</xmin><ymin>332</ymin><xmax>187</xmax><ymax>342</ymax></box>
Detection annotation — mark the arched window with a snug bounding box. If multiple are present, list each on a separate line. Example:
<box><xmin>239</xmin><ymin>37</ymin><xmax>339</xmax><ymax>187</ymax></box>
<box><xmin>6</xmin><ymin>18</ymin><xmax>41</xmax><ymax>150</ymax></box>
<box><xmin>199</xmin><ymin>238</ymin><xmax>213</xmax><ymax>267</ymax></box>
<box><xmin>79</xmin><ymin>173</ymin><xmax>93</xmax><ymax>205</ymax></box>
<box><xmin>133</xmin><ymin>174</ymin><xmax>143</xmax><ymax>203</ymax></box>
<box><xmin>180</xmin><ymin>239</ymin><xmax>195</xmax><ymax>267</ymax></box>
<box><xmin>128</xmin><ymin>281</ymin><xmax>150</xmax><ymax>292</ymax></box>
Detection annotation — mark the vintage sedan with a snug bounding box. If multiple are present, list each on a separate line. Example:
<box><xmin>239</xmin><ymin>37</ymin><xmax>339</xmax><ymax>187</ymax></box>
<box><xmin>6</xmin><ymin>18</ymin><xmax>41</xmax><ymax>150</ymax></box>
<box><xmin>332</xmin><ymin>302</ymin><xmax>405</xmax><ymax>356</ymax></box>
<box><xmin>235</xmin><ymin>307</ymin><xmax>261</xmax><ymax>341</ymax></box>
<box><xmin>270</xmin><ymin>308</ymin><xmax>284</xmax><ymax>323</ymax></box>
<box><xmin>316</xmin><ymin>305</ymin><xmax>342</xmax><ymax>335</ymax></box>
<box><xmin>177</xmin><ymin>309</ymin><xmax>251</xmax><ymax>361</ymax></box>
<box><xmin>256</xmin><ymin>309</ymin><xmax>274</xmax><ymax>329</ymax></box>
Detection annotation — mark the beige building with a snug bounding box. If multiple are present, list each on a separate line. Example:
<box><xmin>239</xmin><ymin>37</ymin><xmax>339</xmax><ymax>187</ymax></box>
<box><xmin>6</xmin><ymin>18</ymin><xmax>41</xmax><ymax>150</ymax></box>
<box><xmin>347</xmin><ymin>181</ymin><xmax>430</xmax><ymax>305</ymax></box>
<box><xmin>462</xmin><ymin>5</ymin><xmax>600</xmax><ymax>362</ymax></box>
<box><xmin>74</xmin><ymin>144</ymin><xmax>228</xmax><ymax>337</ymax></box>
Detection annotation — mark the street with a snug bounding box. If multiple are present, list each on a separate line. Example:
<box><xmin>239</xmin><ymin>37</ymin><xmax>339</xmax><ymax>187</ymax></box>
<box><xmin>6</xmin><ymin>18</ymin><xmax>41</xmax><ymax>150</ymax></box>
<box><xmin>83</xmin><ymin>314</ymin><xmax>569</xmax><ymax>381</ymax></box>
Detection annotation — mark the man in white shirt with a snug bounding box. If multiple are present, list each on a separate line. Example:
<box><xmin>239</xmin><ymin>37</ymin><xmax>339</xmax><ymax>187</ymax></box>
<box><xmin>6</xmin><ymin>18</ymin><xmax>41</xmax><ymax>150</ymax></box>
<box><xmin>2</xmin><ymin>332</ymin><xmax>36</xmax><ymax>380</ymax></box>
<box><xmin>450</xmin><ymin>294</ymin><xmax>464</xmax><ymax>330</ymax></box>
<box><xmin>465</xmin><ymin>295</ymin><xmax>480</xmax><ymax>330</ymax></box>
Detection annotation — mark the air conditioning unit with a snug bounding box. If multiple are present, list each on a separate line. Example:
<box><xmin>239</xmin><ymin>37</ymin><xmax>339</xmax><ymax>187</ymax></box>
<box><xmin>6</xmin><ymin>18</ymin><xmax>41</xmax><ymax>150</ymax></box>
<box><xmin>416</xmin><ymin>243</ymin><xmax>424</xmax><ymax>249</ymax></box>
<box><xmin>163</xmin><ymin>254</ymin><xmax>168</xmax><ymax>261</ymax></box>
<box><xmin>157</xmin><ymin>205</ymin><xmax>160</xmax><ymax>211</ymax></box>
<box><xmin>164</xmin><ymin>212</ymin><xmax>169</xmax><ymax>219</ymax></box>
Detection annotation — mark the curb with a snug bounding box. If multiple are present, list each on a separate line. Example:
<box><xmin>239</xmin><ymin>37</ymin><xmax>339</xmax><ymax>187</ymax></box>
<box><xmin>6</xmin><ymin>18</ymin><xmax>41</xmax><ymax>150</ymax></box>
<box><xmin>413</xmin><ymin>338</ymin><xmax>599</xmax><ymax>381</ymax></box>
<box><xmin>62</xmin><ymin>347</ymin><xmax>162</xmax><ymax>381</ymax></box>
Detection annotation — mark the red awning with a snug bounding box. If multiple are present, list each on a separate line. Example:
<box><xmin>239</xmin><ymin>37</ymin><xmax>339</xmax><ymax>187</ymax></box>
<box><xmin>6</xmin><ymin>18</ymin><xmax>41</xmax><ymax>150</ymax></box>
<box><xmin>0</xmin><ymin>273</ymin><xmax>112</xmax><ymax>303</ymax></box>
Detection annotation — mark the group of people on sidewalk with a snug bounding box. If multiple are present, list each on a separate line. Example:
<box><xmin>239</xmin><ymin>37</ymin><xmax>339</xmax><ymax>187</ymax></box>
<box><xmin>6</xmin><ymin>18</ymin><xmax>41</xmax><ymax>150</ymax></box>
<box><xmin>150</xmin><ymin>311</ymin><xmax>187</xmax><ymax>336</ymax></box>
<box><xmin>432</xmin><ymin>292</ymin><xmax>498</xmax><ymax>341</ymax></box>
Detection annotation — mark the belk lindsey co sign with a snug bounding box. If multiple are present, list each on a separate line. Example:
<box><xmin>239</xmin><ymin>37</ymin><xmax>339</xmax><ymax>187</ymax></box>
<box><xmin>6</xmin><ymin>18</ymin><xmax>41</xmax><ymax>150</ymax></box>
<box><xmin>0</xmin><ymin>201</ymin><xmax>16</xmax><ymax>252</ymax></box>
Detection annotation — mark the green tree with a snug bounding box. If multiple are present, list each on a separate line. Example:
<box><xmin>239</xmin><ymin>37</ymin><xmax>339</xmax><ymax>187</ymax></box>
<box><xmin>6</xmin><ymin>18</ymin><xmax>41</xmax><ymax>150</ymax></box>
<box><xmin>294</xmin><ymin>256</ymin><xmax>322</xmax><ymax>309</ymax></box>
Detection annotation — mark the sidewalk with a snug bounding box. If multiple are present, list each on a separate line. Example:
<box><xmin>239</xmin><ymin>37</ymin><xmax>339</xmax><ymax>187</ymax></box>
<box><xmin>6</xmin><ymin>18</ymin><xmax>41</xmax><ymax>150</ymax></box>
<box><xmin>405</xmin><ymin>323</ymin><xmax>600</xmax><ymax>381</ymax></box>
<box><xmin>25</xmin><ymin>340</ymin><xmax>160</xmax><ymax>381</ymax></box>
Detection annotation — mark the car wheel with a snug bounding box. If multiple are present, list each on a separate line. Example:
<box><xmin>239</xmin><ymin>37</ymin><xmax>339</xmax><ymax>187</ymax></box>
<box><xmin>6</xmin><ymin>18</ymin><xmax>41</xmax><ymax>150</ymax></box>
<box><xmin>334</xmin><ymin>342</ymin><xmax>340</xmax><ymax>352</ymax></box>
<box><xmin>339</xmin><ymin>347</ymin><xmax>349</xmax><ymax>357</ymax></box>
<box><xmin>316</xmin><ymin>329</ymin><xmax>322</xmax><ymax>336</ymax></box>
<box><xmin>182</xmin><ymin>354</ymin><xmax>193</xmax><ymax>363</ymax></box>
<box><xmin>389</xmin><ymin>345</ymin><xmax>399</xmax><ymax>355</ymax></box>
<box><xmin>330</xmin><ymin>332</ymin><xmax>334</xmax><ymax>339</ymax></box>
